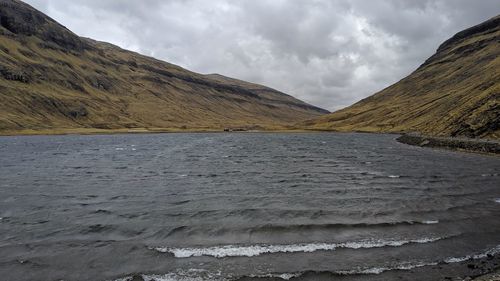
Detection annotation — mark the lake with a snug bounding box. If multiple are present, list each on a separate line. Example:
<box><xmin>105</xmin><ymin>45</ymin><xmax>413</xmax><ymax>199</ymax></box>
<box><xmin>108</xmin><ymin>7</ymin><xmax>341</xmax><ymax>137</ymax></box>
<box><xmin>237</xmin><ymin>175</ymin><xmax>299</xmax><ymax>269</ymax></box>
<box><xmin>0</xmin><ymin>133</ymin><xmax>499</xmax><ymax>281</ymax></box>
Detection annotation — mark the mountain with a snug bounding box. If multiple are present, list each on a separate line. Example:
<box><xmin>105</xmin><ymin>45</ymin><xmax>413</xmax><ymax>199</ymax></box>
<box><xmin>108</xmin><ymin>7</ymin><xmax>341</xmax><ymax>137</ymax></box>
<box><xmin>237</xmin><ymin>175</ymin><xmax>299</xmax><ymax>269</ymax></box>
<box><xmin>0</xmin><ymin>0</ymin><xmax>328</xmax><ymax>135</ymax></box>
<box><xmin>303</xmin><ymin>15</ymin><xmax>499</xmax><ymax>139</ymax></box>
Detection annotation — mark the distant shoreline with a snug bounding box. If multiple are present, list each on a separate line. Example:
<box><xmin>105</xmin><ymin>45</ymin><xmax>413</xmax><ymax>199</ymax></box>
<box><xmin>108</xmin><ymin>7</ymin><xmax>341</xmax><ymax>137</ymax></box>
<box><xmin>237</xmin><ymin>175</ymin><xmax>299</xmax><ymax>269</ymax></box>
<box><xmin>0</xmin><ymin>127</ymin><xmax>323</xmax><ymax>136</ymax></box>
<box><xmin>0</xmin><ymin>128</ymin><xmax>221</xmax><ymax>136</ymax></box>
<box><xmin>396</xmin><ymin>133</ymin><xmax>500</xmax><ymax>155</ymax></box>
<box><xmin>0</xmin><ymin>127</ymin><xmax>391</xmax><ymax>136</ymax></box>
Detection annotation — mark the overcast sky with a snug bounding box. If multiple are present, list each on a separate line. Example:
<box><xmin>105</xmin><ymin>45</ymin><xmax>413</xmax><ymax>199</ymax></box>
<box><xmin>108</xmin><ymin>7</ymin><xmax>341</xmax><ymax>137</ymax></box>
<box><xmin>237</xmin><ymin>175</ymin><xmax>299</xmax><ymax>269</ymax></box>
<box><xmin>25</xmin><ymin>0</ymin><xmax>499</xmax><ymax>111</ymax></box>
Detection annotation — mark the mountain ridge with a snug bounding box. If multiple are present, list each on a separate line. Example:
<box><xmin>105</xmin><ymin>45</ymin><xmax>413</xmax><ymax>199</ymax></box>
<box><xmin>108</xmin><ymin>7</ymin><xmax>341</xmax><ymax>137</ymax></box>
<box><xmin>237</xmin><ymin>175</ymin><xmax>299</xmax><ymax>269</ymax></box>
<box><xmin>302</xmin><ymin>15</ymin><xmax>500</xmax><ymax>139</ymax></box>
<box><xmin>0</xmin><ymin>0</ymin><xmax>328</xmax><ymax>135</ymax></box>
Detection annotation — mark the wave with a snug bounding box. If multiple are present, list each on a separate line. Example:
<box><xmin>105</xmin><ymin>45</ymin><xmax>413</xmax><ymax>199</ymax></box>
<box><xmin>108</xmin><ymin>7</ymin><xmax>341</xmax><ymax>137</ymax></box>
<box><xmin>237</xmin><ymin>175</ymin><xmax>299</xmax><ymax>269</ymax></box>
<box><xmin>444</xmin><ymin>244</ymin><xmax>500</xmax><ymax>263</ymax></box>
<box><xmin>114</xmin><ymin>269</ymin><xmax>229</xmax><ymax>281</ymax></box>
<box><xmin>118</xmin><ymin>245</ymin><xmax>500</xmax><ymax>281</ymax></box>
<box><xmin>249</xmin><ymin>244</ymin><xmax>500</xmax><ymax>279</ymax></box>
<box><xmin>114</xmin><ymin>270</ymin><xmax>226</xmax><ymax>281</ymax></box>
<box><xmin>160</xmin><ymin>219</ymin><xmax>440</xmax><ymax>238</ymax></box>
<box><xmin>182</xmin><ymin>208</ymin><xmax>441</xmax><ymax>223</ymax></box>
<box><xmin>153</xmin><ymin>236</ymin><xmax>444</xmax><ymax>258</ymax></box>
<box><xmin>241</xmin><ymin>263</ymin><xmax>438</xmax><ymax>280</ymax></box>
<box><xmin>248</xmin><ymin>220</ymin><xmax>439</xmax><ymax>232</ymax></box>
<box><xmin>246</xmin><ymin>273</ymin><xmax>301</xmax><ymax>280</ymax></box>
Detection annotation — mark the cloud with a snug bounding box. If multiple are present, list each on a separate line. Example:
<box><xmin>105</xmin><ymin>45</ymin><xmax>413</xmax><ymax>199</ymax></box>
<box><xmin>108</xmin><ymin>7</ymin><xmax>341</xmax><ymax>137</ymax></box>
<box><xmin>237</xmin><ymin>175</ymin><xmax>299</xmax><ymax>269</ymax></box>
<box><xmin>24</xmin><ymin>0</ymin><xmax>500</xmax><ymax>111</ymax></box>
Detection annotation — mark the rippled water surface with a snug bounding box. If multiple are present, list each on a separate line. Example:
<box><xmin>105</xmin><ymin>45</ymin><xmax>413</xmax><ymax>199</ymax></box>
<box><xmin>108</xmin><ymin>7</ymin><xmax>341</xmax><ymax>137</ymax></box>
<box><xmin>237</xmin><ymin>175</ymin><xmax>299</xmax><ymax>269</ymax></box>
<box><xmin>0</xmin><ymin>133</ymin><xmax>499</xmax><ymax>281</ymax></box>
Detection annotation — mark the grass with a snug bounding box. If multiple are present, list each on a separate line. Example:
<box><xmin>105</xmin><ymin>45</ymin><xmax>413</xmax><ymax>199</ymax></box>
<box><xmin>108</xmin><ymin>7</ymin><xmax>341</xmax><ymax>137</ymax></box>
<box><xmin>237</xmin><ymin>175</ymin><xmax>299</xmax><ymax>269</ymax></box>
<box><xmin>301</xmin><ymin>15</ymin><xmax>500</xmax><ymax>140</ymax></box>
<box><xmin>0</xmin><ymin>126</ymin><xmax>329</xmax><ymax>136</ymax></box>
<box><xmin>0</xmin><ymin>1</ymin><xmax>328</xmax><ymax>135</ymax></box>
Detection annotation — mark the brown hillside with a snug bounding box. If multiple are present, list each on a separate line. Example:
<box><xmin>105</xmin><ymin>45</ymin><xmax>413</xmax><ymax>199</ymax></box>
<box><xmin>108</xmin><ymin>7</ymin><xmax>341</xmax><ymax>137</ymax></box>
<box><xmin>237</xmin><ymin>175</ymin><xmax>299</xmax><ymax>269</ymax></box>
<box><xmin>304</xmin><ymin>15</ymin><xmax>499</xmax><ymax>139</ymax></box>
<box><xmin>0</xmin><ymin>0</ymin><xmax>328</xmax><ymax>135</ymax></box>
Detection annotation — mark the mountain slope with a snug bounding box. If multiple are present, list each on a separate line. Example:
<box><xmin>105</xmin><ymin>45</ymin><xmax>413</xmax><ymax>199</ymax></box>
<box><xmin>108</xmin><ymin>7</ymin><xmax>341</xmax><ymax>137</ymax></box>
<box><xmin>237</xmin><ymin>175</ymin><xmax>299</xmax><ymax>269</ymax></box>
<box><xmin>304</xmin><ymin>15</ymin><xmax>499</xmax><ymax>139</ymax></box>
<box><xmin>0</xmin><ymin>0</ymin><xmax>328</xmax><ymax>134</ymax></box>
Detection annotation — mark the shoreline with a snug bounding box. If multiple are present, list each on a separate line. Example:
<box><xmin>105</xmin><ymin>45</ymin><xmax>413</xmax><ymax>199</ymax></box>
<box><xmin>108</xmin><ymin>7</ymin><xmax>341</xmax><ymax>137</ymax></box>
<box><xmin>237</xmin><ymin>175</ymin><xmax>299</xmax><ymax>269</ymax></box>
<box><xmin>0</xmin><ymin>127</ymin><xmax>379</xmax><ymax>137</ymax></box>
<box><xmin>396</xmin><ymin>133</ymin><xmax>500</xmax><ymax>155</ymax></box>
<box><xmin>0</xmin><ymin>128</ymin><xmax>292</xmax><ymax>136</ymax></box>
<box><xmin>0</xmin><ymin>128</ymin><xmax>222</xmax><ymax>137</ymax></box>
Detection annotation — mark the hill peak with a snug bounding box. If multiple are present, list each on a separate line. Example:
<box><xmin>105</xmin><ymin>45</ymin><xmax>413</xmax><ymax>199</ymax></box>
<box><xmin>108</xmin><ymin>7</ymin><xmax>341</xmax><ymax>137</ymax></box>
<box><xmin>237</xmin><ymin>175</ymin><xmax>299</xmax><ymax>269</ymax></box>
<box><xmin>0</xmin><ymin>0</ymin><xmax>327</xmax><ymax>134</ymax></box>
<box><xmin>0</xmin><ymin>0</ymin><xmax>87</xmax><ymax>51</ymax></box>
<box><xmin>303</xmin><ymin>15</ymin><xmax>500</xmax><ymax>139</ymax></box>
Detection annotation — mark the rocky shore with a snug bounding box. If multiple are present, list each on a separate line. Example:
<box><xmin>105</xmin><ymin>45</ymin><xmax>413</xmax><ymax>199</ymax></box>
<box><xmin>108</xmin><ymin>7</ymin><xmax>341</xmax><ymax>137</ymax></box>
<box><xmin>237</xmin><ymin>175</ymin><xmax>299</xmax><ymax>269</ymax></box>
<box><xmin>397</xmin><ymin>134</ymin><xmax>500</xmax><ymax>155</ymax></box>
<box><xmin>474</xmin><ymin>269</ymin><xmax>500</xmax><ymax>281</ymax></box>
<box><xmin>121</xmin><ymin>253</ymin><xmax>500</xmax><ymax>281</ymax></box>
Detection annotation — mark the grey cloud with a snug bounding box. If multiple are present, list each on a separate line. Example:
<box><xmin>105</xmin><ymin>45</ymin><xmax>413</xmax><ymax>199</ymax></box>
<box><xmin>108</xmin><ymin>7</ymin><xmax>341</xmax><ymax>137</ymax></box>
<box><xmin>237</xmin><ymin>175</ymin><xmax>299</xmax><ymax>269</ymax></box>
<box><xmin>24</xmin><ymin>0</ymin><xmax>500</xmax><ymax>111</ymax></box>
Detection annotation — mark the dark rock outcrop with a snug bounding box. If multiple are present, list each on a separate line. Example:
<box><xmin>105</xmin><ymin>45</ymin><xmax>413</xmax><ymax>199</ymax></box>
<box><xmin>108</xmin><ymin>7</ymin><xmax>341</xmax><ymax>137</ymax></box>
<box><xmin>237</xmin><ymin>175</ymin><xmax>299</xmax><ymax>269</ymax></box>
<box><xmin>397</xmin><ymin>133</ymin><xmax>500</xmax><ymax>154</ymax></box>
<box><xmin>0</xmin><ymin>0</ymin><xmax>88</xmax><ymax>51</ymax></box>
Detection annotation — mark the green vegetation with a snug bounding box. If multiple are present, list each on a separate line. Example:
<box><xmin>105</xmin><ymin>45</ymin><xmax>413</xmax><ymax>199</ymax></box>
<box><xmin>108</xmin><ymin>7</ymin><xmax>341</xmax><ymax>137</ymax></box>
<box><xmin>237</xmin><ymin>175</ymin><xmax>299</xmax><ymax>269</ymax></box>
<box><xmin>303</xmin><ymin>15</ymin><xmax>499</xmax><ymax>140</ymax></box>
<box><xmin>0</xmin><ymin>0</ymin><xmax>328</xmax><ymax>135</ymax></box>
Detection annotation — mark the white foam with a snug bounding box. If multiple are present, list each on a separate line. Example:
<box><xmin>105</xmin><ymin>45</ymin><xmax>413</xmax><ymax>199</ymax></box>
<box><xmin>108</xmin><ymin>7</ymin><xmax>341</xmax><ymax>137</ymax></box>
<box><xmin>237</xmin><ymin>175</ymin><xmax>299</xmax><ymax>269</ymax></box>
<box><xmin>276</xmin><ymin>273</ymin><xmax>301</xmax><ymax>280</ymax></box>
<box><xmin>156</xmin><ymin>243</ymin><xmax>333</xmax><ymax>258</ymax></box>
<box><xmin>388</xmin><ymin>175</ymin><xmax>400</xmax><ymax>178</ymax></box>
<box><xmin>494</xmin><ymin>198</ymin><xmax>500</xmax><ymax>204</ymax></box>
<box><xmin>338</xmin><ymin>261</ymin><xmax>438</xmax><ymax>275</ymax></box>
<box><xmin>445</xmin><ymin>244</ymin><xmax>500</xmax><ymax>263</ymax></box>
<box><xmin>115</xmin><ymin>270</ymin><xmax>227</xmax><ymax>281</ymax></box>
<box><xmin>248</xmin><ymin>273</ymin><xmax>301</xmax><ymax>280</ymax></box>
<box><xmin>154</xmin><ymin>237</ymin><xmax>443</xmax><ymax>258</ymax></box>
<box><xmin>121</xmin><ymin>245</ymin><xmax>500</xmax><ymax>281</ymax></box>
<box><xmin>143</xmin><ymin>274</ymin><xmax>208</xmax><ymax>281</ymax></box>
<box><xmin>260</xmin><ymin>245</ymin><xmax>500</xmax><ymax>279</ymax></box>
<box><xmin>115</xmin><ymin>148</ymin><xmax>125</xmax><ymax>151</ymax></box>
<box><xmin>421</xmin><ymin>220</ymin><xmax>439</xmax><ymax>224</ymax></box>
<box><xmin>246</xmin><ymin>261</ymin><xmax>439</xmax><ymax>280</ymax></box>
<box><xmin>444</xmin><ymin>256</ymin><xmax>469</xmax><ymax>263</ymax></box>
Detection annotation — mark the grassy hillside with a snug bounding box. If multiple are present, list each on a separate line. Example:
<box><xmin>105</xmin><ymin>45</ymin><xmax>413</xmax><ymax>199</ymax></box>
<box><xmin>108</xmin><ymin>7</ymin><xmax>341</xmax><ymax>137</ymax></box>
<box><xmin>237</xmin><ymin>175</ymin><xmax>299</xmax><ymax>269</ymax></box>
<box><xmin>0</xmin><ymin>0</ymin><xmax>328</xmax><ymax>135</ymax></box>
<box><xmin>303</xmin><ymin>15</ymin><xmax>499</xmax><ymax>139</ymax></box>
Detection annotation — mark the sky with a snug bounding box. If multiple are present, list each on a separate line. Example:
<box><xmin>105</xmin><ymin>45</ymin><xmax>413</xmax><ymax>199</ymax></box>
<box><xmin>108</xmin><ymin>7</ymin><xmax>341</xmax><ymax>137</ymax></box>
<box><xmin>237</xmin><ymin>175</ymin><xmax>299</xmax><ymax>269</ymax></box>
<box><xmin>25</xmin><ymin>0</ymin><xmax>500</xmax><ymax>111</ymax></box>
